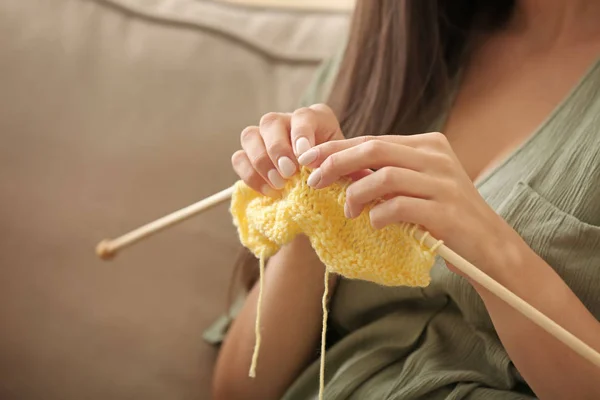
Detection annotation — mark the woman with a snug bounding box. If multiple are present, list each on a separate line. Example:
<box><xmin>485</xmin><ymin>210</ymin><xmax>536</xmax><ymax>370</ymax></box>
<box><xmin>211</xmin><ymin>0</ymin><xmax>600</xmax><ymax>398</ymax></box>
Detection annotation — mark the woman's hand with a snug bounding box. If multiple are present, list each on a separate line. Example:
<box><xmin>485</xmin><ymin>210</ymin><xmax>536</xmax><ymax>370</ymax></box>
<box><xmin>231</xmin><ymin>104</ymin><xmax>345</xmax><ymax>197</ymax></box>
<box><xmin>297</xmin><ymin>133</ymin><xmax>600</xmax><ymax>400</ymax></box>
<box><xmin>298</xmin><ymin>132</ymin><xmax>521</xmax><ymax>272</ymax></box>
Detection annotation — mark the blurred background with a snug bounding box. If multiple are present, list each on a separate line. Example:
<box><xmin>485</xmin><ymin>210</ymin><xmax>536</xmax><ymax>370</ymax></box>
<box><xmin>0</xmin><ymin>0</ymin><xmax>352</xmax><ymax>398</ymax></box>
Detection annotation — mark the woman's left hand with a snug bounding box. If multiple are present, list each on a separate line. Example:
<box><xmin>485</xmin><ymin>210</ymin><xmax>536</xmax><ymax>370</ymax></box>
<box><xmin>297</xmin><ymin>132</ymin><xmax>520</xmax><ymax>272</ymax></box>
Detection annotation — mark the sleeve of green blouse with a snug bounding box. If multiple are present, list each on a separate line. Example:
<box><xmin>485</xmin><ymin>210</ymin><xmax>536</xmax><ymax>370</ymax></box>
<box><xmin>202</xmin><ymin>51</ymin><xmax>344</xmax><ymax>346</ymax></box>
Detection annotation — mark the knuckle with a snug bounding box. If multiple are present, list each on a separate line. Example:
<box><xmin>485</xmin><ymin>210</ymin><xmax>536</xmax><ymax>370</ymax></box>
<box><xmin>294</xmin><ymin>124</ymin><xmax>312</xmax><ymax>139</ymax></box>
<box><xmin>309</xmin><ymin>103</ymin><xmax>333</xmax><ymax>115</ymax></box>
<box><xmin>360</xmin><ymin>135</ymin><xmax>376</xmax><ymax>145</ymax></box>
<box><xmin>231</xmin><ymin>153</ymin><xmax>260</xmax><ymax>186</ymax></box>
<box><xmin>428</xmin><ymin>131</ymin><xmax>448</xmax><ymax>147</ymax></box>
<box><xmin>243</xmin><ymin>173</ymin><xmax>263</xmax><ymax>192</ymax></box>
<box><xmin>292</xmin><ymin>107</ymin><xmax>313</xmax><ymax>119</ymax></box>
<box><xmin>391</xmin><ymin>198</ymin><xmax>406</xmax><ymax>216</ymax></box>
<box><xmin>434</xmin><ymin>153</ymin><xmax>454</xmax><ymax>171</ymax></box>
<box><xmin>240</xmin><ymin>126</ymin><xmax>259</xmax><ymax>142</ymax></box>
<box><xmin>240</xmin><ymin>168</ymin><xmax>257</xmax><ymax>182</ymax></box>
<box><xmin>265</xmin><ymin>142</ymin><xmax>287</xmax><ymax>157</ymax></box>
<box><xmin>360</xmin><ymin>139</ymin><xmax>381</xmax><ymax>157</ymax></box>
<box><xmin>291</xmin><ymin>108</ymin><xmax>315</xmax><ymax>136</ymax></box>
<box><xmin>309</xmin><ymin>103</ymin><xmax>343</xmax><ymax>140</ymax></box>
<box><xmin>378</xmin><ymin>167</ymin><xmax>397</xmax><ymax>186</ymax></box>
<box><xmin>292</xmin><ymin>123</ymin><xmax>313</xmax><ymax>139</ymax></box>
<box><xmin>249</xmin><ymin>152</ymin><xmax>271</xmax><ymax>169</ymax></box>
<box><xmin>321</xmin><ymin>154</ymin><xmax>337</xmax><ymax>173</ymax></box>
<box><xmin>259</xmin><ymin>112</ymin><xmax>281</xmax><ymax>128</ymax></box>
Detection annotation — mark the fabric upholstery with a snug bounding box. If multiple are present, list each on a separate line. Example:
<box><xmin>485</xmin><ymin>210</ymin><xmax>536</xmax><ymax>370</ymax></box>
<box><xmin>0</xmin><ymin>1</ymin><xmax>348</xmax><ymax>398</ymax></box>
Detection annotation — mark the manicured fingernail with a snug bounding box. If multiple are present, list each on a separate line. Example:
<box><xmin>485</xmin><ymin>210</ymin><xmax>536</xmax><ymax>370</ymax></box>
<box><xmin>307</xmin><ymin>168</ymin><xmax>321</xmax><ymax>188</ymax></box>
<box><xmin>296</xmin><ymin>137</ymin><xmax>311</xmax><ymax>156</ymax></box>
<box><xmin>344</xmin><ymin>203</ymin><xmax>352</xmax><ymax>218</ymax></box>
<box><xmin>278</xmin><ymin>157</ymin><xmax>296</xmax><ymax>178</ymax></box>
<box><xmin>298</xmin><ymin>149</ymin><xmax>317</xmax><ymax>166</ymax></box>
<box><xmin>268</xmin><ymin>169</ymin><xmax>286</xmax><ymax>189</ymax></box>
<box><xmin>369</xmin><ymin>209</ymin><xmax>381</xmax><ymax>229</ymax></box>
<box><xmin>261</xmin><ymin>185</ymin><xmax>278</xmax><ymax>198</ymax></box>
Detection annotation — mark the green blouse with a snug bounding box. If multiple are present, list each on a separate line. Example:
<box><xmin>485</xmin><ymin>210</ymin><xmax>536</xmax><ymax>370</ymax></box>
<box><xmin>206</xmin><ymin>53</ymin><xmax>600</xmax><ymax>399</ymax></box>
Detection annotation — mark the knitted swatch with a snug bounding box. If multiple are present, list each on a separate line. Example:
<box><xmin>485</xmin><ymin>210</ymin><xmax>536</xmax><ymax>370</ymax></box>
<box><xmin>230</xmin><ymin>167</ymin><xmax>441</xmax><ymax>398</ymax></box>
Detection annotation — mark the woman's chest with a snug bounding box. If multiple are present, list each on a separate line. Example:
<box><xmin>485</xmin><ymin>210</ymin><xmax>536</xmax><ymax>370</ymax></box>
<box><xmin>429</xmin><ymin>48</ymin><xmax>600</xmax><ymax>327</ymax></box>
<box><xmin>432</xmin><ymin>99</ymin><xmax>600</xmax><ymax>328</ymax></box>
<box><xmin>442</xmin><ymin>44</ymin><xmax>600</xmax><ymax>184</ymax></box>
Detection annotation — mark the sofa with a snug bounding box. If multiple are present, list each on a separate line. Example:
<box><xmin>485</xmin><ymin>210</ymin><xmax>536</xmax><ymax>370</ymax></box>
<box><xmin>0</xmin><ymin>1</ymin><xmax>349</xmax><ymax>398</ymax></box>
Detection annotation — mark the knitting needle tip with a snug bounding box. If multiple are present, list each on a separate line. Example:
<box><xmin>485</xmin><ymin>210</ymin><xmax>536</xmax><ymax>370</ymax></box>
<box><xmin>96</xmin><ymin>240</ymin><xmax>117</xmax><ymax>261</ymax></box>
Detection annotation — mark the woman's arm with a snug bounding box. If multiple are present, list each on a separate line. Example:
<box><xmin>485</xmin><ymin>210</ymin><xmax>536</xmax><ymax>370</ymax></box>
<box><xmin>300</xmin><ymin>127</ymin><xmax>600</xmax><ymax>399</ymax></box>
<box><xmin>212</xmin><ymin>235</ymin><xmax>336</xmax><ymax>400</ymax></box>
<box><xmin>472</xmin><ymin>234</ymin><xmax>600</xmax><ymax>400</ymax></box>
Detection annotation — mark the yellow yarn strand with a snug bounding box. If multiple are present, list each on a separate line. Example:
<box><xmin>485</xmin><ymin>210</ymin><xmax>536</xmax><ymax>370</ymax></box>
<box><xmin>319</xmin><ymin>269</ymin><xmax>330</xmax><ymax>400</ymax></box>
<box><xmin>249</xmin><ymin>255</ymin><xmax>266</xmax><ymax>378</ymax></box>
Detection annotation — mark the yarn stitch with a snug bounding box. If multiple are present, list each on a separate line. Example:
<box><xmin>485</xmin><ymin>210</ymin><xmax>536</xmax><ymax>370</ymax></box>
<box><xmin>231</xmin><ymin>167</ymin><xmax>438</xmax><ymax>286</ymax></box>
<box><xmin>230</xmin><ymin>167</ymin><xmax>441</xmax><ymax>399</ymax></box>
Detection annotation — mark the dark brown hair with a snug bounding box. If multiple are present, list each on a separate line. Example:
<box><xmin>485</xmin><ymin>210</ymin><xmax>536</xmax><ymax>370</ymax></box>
<box><xmin>229</xmin><ymin>0</ymin><xmax>515</xmax><ymax>298</ymax></box>
<box><xmin>330</xmin><ymin>0</ymin><xmax>514</xmax><ymax>136</ymax></box>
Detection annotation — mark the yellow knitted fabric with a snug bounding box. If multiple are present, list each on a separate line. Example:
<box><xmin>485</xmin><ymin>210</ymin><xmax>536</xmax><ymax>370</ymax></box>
<box><xmin>230</xmin><ymin>167</ymin><xmax>441</xmax><ymax>399</ymax></box>
<box><xmin>231</xmin><ymin>167</ymin><xmax>437</xmax><ymax>287</ymax></box>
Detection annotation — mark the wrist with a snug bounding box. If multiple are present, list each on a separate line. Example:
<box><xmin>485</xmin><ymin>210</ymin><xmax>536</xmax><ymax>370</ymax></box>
<box><xmin>475</xmin><ymin>214</ymin><xmax>532</xmax><ymax>284</ymax></box>
<box><xmin>279</xmin><ymin>234</ymin><xmax>337</xmax><ymax>293</ymax></box>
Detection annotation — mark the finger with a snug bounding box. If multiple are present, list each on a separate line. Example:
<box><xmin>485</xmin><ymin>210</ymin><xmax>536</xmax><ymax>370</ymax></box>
<box><xmin>299</xmin><ymin>137</ymin><xmax>428</xmax><ymax>172</ymax></box>
<box><xmin>306</xmin><ymin>141</ymin><xmax>428</xmax><ymax>189</ymax></box>
<box><xmin>290</xmin><ymin>107</ymin><xmax>317</xmax><ymax>157</ymax></box>
<box><xmin>399</xmin><ymin>131</ymin><xmax>450</xmax><ymax>151</ymax></box>
<box><xmin>368</xmin><ymin>196</ymin><xmax>436</xmax><ymax>231</ymax></box>
<box><xmin>308</xmin><ymin>103</ymin><xmax>344</xmax><ymax>144</ymax></box>
<box><xmin>290</xmin><ymin>104</ymin><xmax>343</xmax><ymax>158</ymax></box>
<box><xmin>357</xmin><ymin>131</ymin><xmax>449</xmax><ymax>151</ymax></box>
<box><xmin>259</xmin><ymin>112</ymin><xmax>297</xmax><ymax>179</ymax></box>
<box><xmin>344</xmin><ymin>167</ymin><xmax>436</xmax><ymax>218</ymax></box>
<box><xmin>231</xmin><ymin>150</ymin><xmax>278</xmax><ymax>197</ymax></box>
<box><xmin>299</xmin><ymin>136</ymin><xmax>392</xmax><ymax>167</ymax></box>
<box><xmin>300</xmin><ymin>131</ymin><xmax>454</xmax><ymax>166</ymax></box>
<box><xmin>240</xmin><ymin>125</ymin><xmax>286</xmax><ymax>190</ymax></box>
<box><xmin>346</xmin><ymin>169</ymin><xmax>373</xmax><ymax>182</ymax></box>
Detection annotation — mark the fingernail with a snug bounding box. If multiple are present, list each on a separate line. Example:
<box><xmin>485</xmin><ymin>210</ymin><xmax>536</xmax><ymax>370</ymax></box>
<box><xmin>296</xmin><ymin>137</ymin><xmax>311</xmax><ymax>156</ymax></box>
<box><xmin>261</xmin><ymin>184</ymin><xmax>278</xmax><ymax>198</ymax></box>
<box><xmin>307</xmin><ymin>168</ymin><xmax>321</xmax><ymax>188</ymax></box>
<box><xmin>344</xmin><ymin>203</ymin><xmax>352</xmax><ymax>218</ymax></box>
<box><xmin>278</xmin><ymin>157</ymin><xmax>296</xmax><ymax>178</ymax></box>
<box><xmin>268</xmin><ymin>169</ymin><xmax>286</xmax><ymax>189</ymax></box>
<box><xmin>369</xmin><ymin>209</ymin><xmax>381</xmax><ymax>229</ymax></box>
<box><xmin>298</xmin><ymin>149</ymin><xmax>317</xmax><ymax>166</ymax></box>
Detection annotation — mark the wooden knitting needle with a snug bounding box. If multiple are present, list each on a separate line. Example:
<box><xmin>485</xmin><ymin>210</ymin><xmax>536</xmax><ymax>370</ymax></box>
<box><xmin>96</xmin><ymin>185</ymin><xmax>235</xmax><ymax>260</ymax></box>
<box><xmin>95</xmin><ymin>186</ymin><xmax>600</xmax><ymax>370</ymax></box>
<box><xmin>413</xmin><ymin>230</ymin><xmax>600</xmax><ymax>369</ymax></box>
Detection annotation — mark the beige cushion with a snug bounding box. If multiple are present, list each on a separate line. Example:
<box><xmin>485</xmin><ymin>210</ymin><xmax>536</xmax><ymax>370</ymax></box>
<box><xmin>221</xmin><ymin>0</ymin><xmax>355</xmax><ymax>11</ymax></box>
<box><xmin>0</xmin><ymin>1</ymin><xmax>348</xmax><ymax>398</ymax></box>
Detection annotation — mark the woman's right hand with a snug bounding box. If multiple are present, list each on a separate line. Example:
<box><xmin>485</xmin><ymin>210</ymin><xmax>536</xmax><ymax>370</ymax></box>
<box><xmin>231</xmin><ymin>103</ymin><xmax>345</xmax><ymax>196</ymax></box>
